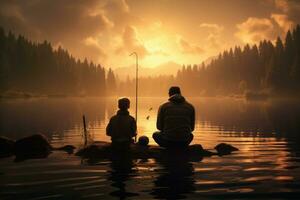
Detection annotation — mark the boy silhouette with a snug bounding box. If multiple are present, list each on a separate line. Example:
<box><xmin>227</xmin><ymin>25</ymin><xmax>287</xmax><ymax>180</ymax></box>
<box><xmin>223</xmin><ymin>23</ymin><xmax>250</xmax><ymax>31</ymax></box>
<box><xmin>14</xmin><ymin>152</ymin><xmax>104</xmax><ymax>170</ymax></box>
<box><xmin>106</xmin><ymin>98</ymin><xmax>137</xmax><ymax>147</ymax></box>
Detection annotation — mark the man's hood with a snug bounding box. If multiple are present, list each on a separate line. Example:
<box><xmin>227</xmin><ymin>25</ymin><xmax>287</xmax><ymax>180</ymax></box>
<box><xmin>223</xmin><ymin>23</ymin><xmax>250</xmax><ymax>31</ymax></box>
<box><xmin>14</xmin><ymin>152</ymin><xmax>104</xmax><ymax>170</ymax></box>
<box><xmin>168</xmin><ymin>94</ymin><xmax>186</xmax><ymax>104</ymax></box>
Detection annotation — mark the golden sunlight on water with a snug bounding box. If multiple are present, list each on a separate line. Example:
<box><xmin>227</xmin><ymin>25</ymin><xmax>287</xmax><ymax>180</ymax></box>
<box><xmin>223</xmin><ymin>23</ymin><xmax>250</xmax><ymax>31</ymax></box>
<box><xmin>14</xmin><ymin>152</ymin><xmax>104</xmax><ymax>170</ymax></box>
<box><xmin>1</xmin><ymin>97</ymin><xmax>300</xmax><ymax>199</ymax></box>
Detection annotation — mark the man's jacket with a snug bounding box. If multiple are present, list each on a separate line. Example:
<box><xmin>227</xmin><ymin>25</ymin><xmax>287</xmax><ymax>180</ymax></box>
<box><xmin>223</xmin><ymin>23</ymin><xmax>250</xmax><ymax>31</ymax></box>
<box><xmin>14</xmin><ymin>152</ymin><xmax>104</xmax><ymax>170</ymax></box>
<box><xmin>156</xmin><ymin>94</ymin><xmax>195</xmax><ymax>141</ymax></box>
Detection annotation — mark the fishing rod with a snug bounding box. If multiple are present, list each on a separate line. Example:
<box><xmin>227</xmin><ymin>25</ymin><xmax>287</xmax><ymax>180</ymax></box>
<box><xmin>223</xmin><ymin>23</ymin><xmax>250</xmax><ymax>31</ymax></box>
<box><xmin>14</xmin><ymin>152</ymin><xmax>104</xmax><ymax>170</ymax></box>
<box><xmin>82</xmin><ymin>114</ymin><xmax>88</xmax><ymax>147</ymax></box>
<box><xmin>130</xmin><ymin>52</ymin><xmax>138</xmax><ymax>143</ymax></box>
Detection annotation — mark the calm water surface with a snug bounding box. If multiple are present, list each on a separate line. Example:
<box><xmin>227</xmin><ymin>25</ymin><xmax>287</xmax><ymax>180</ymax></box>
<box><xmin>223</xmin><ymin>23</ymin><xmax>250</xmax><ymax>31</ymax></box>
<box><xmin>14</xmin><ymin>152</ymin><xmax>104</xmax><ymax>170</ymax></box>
<box><xmin>1</xmin><ymin>97</ymin><xmax>300</xmax><ymax>199</ymax></box>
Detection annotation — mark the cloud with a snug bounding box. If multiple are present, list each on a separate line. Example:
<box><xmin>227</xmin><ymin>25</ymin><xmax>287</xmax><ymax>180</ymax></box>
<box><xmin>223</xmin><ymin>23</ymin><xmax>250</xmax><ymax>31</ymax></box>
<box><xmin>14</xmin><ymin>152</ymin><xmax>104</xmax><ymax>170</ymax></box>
<box><xmin>150</xmin><ymin>20</ymin><xmax>163</xmax><ymax>31</ymax></box>
<box><xmin>274</xmin><ymin>0</ymin><xmax>300</xmax><ymax>24</ymax></box>
<box><xmin>104</xmin><ymin>0</ymin><xmax>129</xmax><ymax>13</ymax></box>
<box><xmin>271</xmin><ymin>14</ymin><xmax>293</xmax><ymax>33</ymax></box>
<box><xmin>151</xmin><ymin>50</ymin><xmax>169</xmax><ymax>56</ymax></box>
<box><xmin>236</xmin><ymin>17</ymin><xmax>277</xmax><ymax>44</ymax></box>
<box><xmin>177</xmin><ymin>36</ymin><xmax>204</xmax><ymax>55</ymax></box>
<box><xmin>81</xmin><ymin>37</ymin><xmax>107</xmax><ymax>62</ymax></box>
<box><xmin>0</xmin><ymin>0</ymin><xmax>136</xmax><ymax>63</ymax></box>
<box><xmin>200</xmin><ymin>23</ymin><xmax>224</xmax><ymax>33</ymax></box>
<box><xmin>275</xmin><ymin>0</ymin><xmax>289</xmax><ymax>12</ymax></box>
<box><xmin>0</xmin><ymin>0</ymin><xmax>113</xmax><ymax>41</ymax></box>
<box><xmin>236</xmin><ymin>0</ymin><xmax>300</xmax><ymax>45</ymax></box>
<box><xmin>115</xmin><ymin>25</ymin><xmax>149</xmax><ymax>58</ymax></box>
<box><xmin>0</xmin><ymin>0</ymin><xmax>163</xmax><ymax>63</ymax></box>
<box><xmin>200</xmin><ymin>23</ymin><xmax>224</xmax><ymax>49</ymax></box>
<box><xmin>206</xmin><ymin>34</ymin><xmax>221</xmax><ymax>49</ymax></box>
<box><xmin>103</xmin><ymin>0</ymin><xmax>141</xmax><ymax>32</ymax></box>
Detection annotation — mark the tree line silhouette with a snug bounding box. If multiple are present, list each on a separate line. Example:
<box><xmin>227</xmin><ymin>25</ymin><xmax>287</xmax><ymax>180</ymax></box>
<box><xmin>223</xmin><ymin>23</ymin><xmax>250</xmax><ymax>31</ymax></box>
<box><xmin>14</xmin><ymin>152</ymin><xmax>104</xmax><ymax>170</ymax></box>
<box><xmin>176</xmin><ymin>24</ymin><xmax>300</xmax><ymax>96</ymax></box>
<box><xmin>1</xmin><ymin>25</ymin><xmax>300</xmax><ymax>97</ymax></box>
<box><xmin>0</xmin><ymin>27</ymin><xmax>114</xmax><ymax>96</ymax></box>
<box><xmin>119</xmin><ymin>25</ymin><xmax>300</xmax><ymax>97</ymax></box>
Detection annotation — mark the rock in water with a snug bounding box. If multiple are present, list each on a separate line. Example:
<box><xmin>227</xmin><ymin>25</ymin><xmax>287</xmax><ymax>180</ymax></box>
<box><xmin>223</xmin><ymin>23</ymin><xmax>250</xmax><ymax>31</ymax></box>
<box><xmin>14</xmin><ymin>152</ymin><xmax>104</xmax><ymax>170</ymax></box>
<box><xmin>13</xmin><ymin>134</ymin><xmax>76</xmax><ymax>162</ymax></box>
<box><xmin>14</xmin><ymin>134</ymin><xmax>52</xmax><ymax>161</ymax></box>
<box><xmin>75</xmin><ymin>142</ymin><xmax>111</xmax><ymax>158</ymax></box>
<box><xmin>188</xmin><ymin>144</ymin><xmax>215</xmax><ymax>157</ymax></box>
<box><xmin>76</xmin><ymin>142</ymin><xmax>216</xmax><ymax>161</ymax></box>
<box><xmin>55</xmin><ymin>145</ymin><xmax>76</xmax><ymax>154</ymax></box>
<box><xmin>0</xmin><ymin>136</ymin><xmax>15</xmax><ymax>158</ymax></box>
<box><xmin>214</xmin><ymin>143</ymin><xmax>239</xmax><ymax>155</ymax></box>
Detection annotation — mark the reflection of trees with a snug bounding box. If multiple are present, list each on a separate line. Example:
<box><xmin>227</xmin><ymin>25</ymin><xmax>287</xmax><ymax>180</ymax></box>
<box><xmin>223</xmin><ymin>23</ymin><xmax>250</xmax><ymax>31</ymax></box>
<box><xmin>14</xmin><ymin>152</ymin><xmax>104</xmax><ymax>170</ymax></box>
<box><xmin>106</xmin><ymin>97</ymin><xmax>118</xmax><ymax>120</ymax></box>
<box><xmin>0</xmin><ymin>98</ymin><xmax>106</xmax><ymax>139</ymax></box>
<box><xmin>264</xmin><ymin>99</ymin><xmax>300</xmax><ymax>161</ymax></box>
<box><xmin>192</xmin><ymin>98</ymin><xmax>274</xmax><ymax>134</ymax></box>
<box><xmin>190</xmin><ymin>98</ymin><xmax>300</xmax><ymax>156</ymax></box>
<box><xmin>265</xmin><ymin>100</ymin><xmax>300</xmax><ymax>137</ymax></box>
<box><xmin>151</xmin><ymin>151</ymin><xmax>197</xmax><ymax>199</ymax></box>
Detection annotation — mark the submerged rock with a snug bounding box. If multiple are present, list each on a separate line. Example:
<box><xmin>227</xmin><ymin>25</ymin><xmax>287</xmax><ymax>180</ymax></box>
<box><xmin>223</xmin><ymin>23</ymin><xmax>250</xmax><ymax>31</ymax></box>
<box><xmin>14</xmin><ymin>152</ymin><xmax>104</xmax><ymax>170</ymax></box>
<box><xmin>14</xmin><ymin>134</ymin><xmax>53</xmax><ymax>162</ymax></box>
<box><xmin>214</xmin><ymin>143</ymin><xmax>239</xmax><ymax>155</ymax></box>
<box><xmin>0</xmin><ymin>134</ymin><xmax>76</xmax><ymax>162</ymax></box>
<box><xmin>0</xmin><ymin>136</ymin><xmax>15</xmax><ymax>158</ymax></box>
<box><xmin>54</xmin><ymin>145</ymin><xmax>76</xmax><ymax>154</ymax></box>
<box><xmin>76</xmin><ymin>142</ymin><xmax>218</xmax><ymax>161</ymax></box>
<box><xmin>75</xmin><ymin>142</ymin><xmax>111</xmax><ymax>158</ymax></box>
<box><xmin>1</xmin><ymin>134</ymin><xmax>239</xmax><ymax>162</ymax></box>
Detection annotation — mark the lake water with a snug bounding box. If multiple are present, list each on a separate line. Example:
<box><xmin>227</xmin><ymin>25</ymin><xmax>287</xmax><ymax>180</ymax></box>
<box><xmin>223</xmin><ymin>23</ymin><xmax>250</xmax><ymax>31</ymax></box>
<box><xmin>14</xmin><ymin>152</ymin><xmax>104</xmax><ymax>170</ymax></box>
<box><xmin>1</xmin><ymin>97</ymin><xmax>300</xmax><ymax>199</ymax></box>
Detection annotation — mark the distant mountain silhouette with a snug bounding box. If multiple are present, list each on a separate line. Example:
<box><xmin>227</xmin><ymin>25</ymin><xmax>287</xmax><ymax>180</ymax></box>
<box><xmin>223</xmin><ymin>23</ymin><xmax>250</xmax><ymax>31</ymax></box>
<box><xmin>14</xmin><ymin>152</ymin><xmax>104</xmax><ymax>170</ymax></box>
<box><xmin>115</xmin><ymin>61</ymin><xmax>181</xmax><ymax>80</ymax></box>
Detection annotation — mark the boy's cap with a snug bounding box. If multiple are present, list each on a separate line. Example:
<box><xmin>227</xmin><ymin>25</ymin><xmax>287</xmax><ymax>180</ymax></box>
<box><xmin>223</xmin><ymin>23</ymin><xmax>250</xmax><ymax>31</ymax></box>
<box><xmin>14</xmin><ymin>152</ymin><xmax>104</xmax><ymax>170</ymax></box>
<box><xmin>118</xmin><ymin>98</ymin><xmax>130</xmax><ymax>110</ymax></box>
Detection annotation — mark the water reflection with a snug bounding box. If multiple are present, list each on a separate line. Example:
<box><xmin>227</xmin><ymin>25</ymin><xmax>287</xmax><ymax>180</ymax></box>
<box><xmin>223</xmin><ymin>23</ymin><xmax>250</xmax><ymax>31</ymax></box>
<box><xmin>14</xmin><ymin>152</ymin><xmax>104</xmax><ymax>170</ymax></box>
<box><xmin>0</xmin><ymin>97</ymin><xmax>106</xmax><ymax>140</ymax></box>
<box><xmin>82</xmin><ymin>150</ymin><xmax>140</xmax><ymax>199</ymax></box>
<box><xmin>1</xmin><ymin>97</ymin><xmax>300</xmax><ymax>199</ymax></box>
<box><xmin>151</xmin><ymin>152</ymin><xmax>198</xmax><ymax>199</ymax></box>
<box><xmin>1</xmin><ymin>97</ymin><xmax>300</xmax><ymax>141</ymax></box>
<box><xmin>192</xmin><ymin>98</ymin><xmax>300</xmax><ymax>139</ymax></box>
<box><xmin>265</xmin><ymin>99</ymin><xmax>300</xmax><ymax>138</ymax></box>
<box><xmin>108</xmin><ymin>154</ymin><xmax>139</xmax><ymax>199</ymax></box>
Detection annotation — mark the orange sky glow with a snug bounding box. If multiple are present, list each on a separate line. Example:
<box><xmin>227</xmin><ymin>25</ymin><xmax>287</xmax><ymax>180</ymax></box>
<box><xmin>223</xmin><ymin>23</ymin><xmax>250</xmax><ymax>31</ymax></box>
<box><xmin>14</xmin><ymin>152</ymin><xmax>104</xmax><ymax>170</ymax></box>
<box><xmin>1</xmin><ymin>0</ymin><xmax>299</xmax><ymax>70</ymax></box>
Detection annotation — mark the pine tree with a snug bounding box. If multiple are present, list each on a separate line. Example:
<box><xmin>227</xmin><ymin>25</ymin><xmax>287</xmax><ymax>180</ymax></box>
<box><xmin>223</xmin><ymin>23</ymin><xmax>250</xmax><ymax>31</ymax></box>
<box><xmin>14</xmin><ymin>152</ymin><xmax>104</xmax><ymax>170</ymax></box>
<box><xmin>106</xmin><ymin>68</ymin><xmax>116</xmax><ymax>96</ymax></box>
<box><xmin>0</xmin><ymin>27</ymin><xmax>108</xmax><ymax>96</ymax></box>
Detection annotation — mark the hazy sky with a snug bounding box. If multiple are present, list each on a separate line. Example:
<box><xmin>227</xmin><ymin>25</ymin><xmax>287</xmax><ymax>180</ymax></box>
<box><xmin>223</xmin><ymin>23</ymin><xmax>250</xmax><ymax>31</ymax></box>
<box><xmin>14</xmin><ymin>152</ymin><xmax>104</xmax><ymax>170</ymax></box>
<box><xmin>0</xmin><ymin>0</ymin><xmax>300</xmax><ymax>69</ymax></box>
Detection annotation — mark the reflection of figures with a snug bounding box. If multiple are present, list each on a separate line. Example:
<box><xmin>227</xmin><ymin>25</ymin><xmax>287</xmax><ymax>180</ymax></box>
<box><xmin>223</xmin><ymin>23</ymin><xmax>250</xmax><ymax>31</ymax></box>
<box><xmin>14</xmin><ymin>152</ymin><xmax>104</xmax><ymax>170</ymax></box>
<box><xmin>108</xmin><ymin>153</ymin><xmax>139</xmax><ymax>199</ymax></box>
<box><xmin>83</xmin><ymin>150</ymin><xmax>139</xmax><ymax>199</ymax></box>
<box><xmin>105</xmin><ymin>98</ymin><xmax>140</xmax><ymax>198</ymax></box>
<box><xmin>151</xmin><ymin>151</ymin><xmax>199</xmax><ymax>199</ymax></box>
<box><xmin>153</xmin><ymin>86</ymin><xmax>195</xmax><ymax>148</ymax></box>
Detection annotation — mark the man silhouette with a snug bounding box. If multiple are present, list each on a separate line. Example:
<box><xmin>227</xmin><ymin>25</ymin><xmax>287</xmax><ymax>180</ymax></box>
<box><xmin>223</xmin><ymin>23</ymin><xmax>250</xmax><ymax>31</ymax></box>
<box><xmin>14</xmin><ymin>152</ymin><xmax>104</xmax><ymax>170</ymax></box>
<box><xmin>153</xmin><ymin>86</ymin><xmax>195</xmax><ymax>148</ymax></box>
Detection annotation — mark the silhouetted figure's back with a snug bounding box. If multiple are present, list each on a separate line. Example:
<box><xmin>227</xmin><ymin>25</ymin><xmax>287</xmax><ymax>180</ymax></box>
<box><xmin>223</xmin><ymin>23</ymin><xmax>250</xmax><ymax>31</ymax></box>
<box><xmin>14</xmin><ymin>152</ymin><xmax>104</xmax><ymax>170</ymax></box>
<box><xmin>106</xmin><ymin>98</ymin><xmax>136</xmax><ymax>148</ymax></box>
<box><xmin>153</xmin><ymin>86</ymin><xmax>195</xmax><ymax>148</ymax></box>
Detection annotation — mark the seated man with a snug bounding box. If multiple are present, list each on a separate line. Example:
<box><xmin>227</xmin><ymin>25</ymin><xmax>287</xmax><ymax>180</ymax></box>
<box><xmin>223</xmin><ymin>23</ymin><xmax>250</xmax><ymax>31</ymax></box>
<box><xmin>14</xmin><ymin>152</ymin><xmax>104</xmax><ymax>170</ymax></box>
<box><xmin>153</xmin><ymin>86</ymin><xmax>195</xmax><ymax>148</ymax></box>
<box><xmin>106</xmin><ymin>98</ymin><xmax>137</xmax><ymax>148</ymax></box>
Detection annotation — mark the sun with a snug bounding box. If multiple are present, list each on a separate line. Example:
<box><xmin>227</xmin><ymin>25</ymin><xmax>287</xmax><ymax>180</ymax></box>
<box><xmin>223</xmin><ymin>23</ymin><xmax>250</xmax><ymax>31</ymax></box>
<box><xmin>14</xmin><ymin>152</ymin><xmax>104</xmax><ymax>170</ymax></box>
<box><xmin>141</xmin><ymin>35</ymin><xmax>174</xmax><ymax>67</ymax></box>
